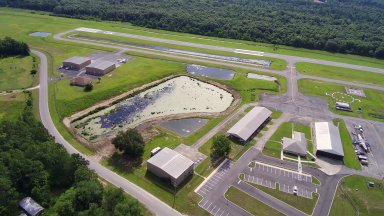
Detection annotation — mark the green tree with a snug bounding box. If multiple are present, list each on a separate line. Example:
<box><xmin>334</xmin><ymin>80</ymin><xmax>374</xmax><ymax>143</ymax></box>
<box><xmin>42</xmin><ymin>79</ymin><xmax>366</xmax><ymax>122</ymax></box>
<box><xmin>114</xmin><ymin>198</ymin><xmax>142</xmax><ymax>216</ymax></box>
<box><xmin>211</xmin><ymin>135</ymin><xmax>231</xmax><ymax>159</ymax></box>
<box><xmin>74</xmin><ymin>180</ymin><xmax>104</xmax><ymax>211</ymax></box>
<box><xmin>84</xmin><ymin>83</ymin><xmax>93</xmax><ymax>92</ymax></box>
<box><xmin>112</xmin><ymin>129</ymin><xmax>144</xmax><ymax>159</ymax></box>
<box><xmin>102</xmin><ymin>187</ymin><xmax>124</xmax><ymax>213</ymax></box>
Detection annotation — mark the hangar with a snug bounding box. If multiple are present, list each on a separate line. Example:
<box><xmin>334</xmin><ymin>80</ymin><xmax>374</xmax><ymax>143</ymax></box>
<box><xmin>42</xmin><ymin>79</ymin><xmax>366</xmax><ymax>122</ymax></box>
<box><xmin>147</xmin><ymin>147</ymin><xmax>194</xmax><ymax>187</ymax></box>
<box><xmin>85</xmin><ymin>60</ymin><xmax>116</xmax><ymax>76</ymax></box>
<box><xmin>63</xmin><ymin>56</ymin><xmax>91</xmax><ymax>70</ymax></box>
<box><xmin>227</xmin><ymin>106</ymin><xmax>272</xmax><ymax>142</ymax></box>
<box><xmin>312</xmin><ymin>122</ymin><xmax>344</xmax><ymax>160</ymax></box>
<box><xmin>282</xmin><ymin>131</ymin><xmax>307</xmax><ymax>157</ymax></box>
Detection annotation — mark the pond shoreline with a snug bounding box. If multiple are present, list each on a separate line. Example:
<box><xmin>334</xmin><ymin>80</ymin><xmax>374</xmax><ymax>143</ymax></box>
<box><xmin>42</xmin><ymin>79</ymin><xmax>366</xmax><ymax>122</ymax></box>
<box><xmin>63</xmin><ymin>75</ymin><xmax>240</xmax><ymax>150</ymax></box>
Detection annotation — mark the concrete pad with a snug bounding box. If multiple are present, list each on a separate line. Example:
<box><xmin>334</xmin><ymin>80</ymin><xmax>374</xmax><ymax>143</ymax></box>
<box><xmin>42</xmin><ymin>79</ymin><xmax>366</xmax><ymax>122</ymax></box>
<box><xmin>174</xmin><ymin>144</ymin><xmax>207</xmax><ymax>166</ymax></box>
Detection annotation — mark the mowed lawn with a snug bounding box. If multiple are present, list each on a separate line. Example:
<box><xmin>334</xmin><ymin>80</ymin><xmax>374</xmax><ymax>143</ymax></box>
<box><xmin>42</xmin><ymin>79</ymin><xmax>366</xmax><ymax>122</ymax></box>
<box><xmin>298</xmin><ymin>79</ymin><xmax>384</xmax><ymax>121</ymax></box>
<box><xmin>55</xmin><ymin>57</ymin><xmax>184</xmax><ymax>117</ymax></box>
<box><xmin>225</xmin><ymin>186</ymin><xmax>284</xmax><ymax>216</ymax></box>
<box><xmin>248</xmin><ymin>182</ymin><xmax>318</xmax><ymax>215</ymax></box>
<box><xmin>333</xmin><ymin>119</ymin><xmax>361</xmax><ymax>170</ymax></box>
<box><xmin>0</xmin><ymin>93</ymin><xmax>26</xmax><ymax>121</ymax></box>
<box><xmin>296</xmin><ymin>62</ymin><xmax>384</xmax><ymax>87</ymax></box>
<box><xmin>0</xmin><ymin>56</ymin><xmax>35</xmax><ymax>91</ymax></box>
<box><xmin>330</xmin><ymin>175</ymin><xmax>384</xmax><ymax>216</ymax></box>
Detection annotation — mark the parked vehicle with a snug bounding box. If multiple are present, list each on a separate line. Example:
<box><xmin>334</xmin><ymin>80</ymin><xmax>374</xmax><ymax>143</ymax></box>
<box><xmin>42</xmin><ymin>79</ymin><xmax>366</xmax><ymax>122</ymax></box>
<box><xmin>358</xmin><ymin>155</ymin><xmax>368</xmax><ymax>161</ymax></box>
<box><xmin>293</xmin><ymin>186</ymin><xmax>298</xmax><ymax>195</ymax></box>
<box><xmin>361</xmin><ymin>160</ymin><xmax>369</xmax><ymax>166</ymax></box>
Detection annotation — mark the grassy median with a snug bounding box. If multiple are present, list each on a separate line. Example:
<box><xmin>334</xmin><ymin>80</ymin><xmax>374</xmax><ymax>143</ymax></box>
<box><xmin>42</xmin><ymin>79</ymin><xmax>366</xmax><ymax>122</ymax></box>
<box><xmin>225</xmin><ymin>186</ymin><xmax>284</xmax><ymax>216</ymax></box>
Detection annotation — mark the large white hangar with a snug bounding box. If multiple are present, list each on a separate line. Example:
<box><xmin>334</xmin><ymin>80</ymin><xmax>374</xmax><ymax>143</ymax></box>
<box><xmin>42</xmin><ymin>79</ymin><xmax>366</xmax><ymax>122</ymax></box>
<box><xmin>147</xmin><ymin>147</ymin><xmax>194</xmax><ymax>187</ymax></box>
<box><xmin>312</xmin><ymin>122</ymin><xmax>344</xmax><ymax>160</ymax></box>
<box><xmin>227</xmin><ymin>106</ymin><xmax>272</xmax><ymax>142</ymax></box>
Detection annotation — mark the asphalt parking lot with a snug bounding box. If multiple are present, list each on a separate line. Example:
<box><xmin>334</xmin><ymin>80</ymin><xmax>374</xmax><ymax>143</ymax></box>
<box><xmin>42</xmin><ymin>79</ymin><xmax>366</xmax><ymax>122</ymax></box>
<box><xmin>196</xmin><ymin>160</ymin><xmax>231</xmax><ymax>197</ymax></box>
<box><xmin>243</xmin><ymin>161</ymin><xmax>317</xmax><ymax>199</ymax></box>
<box><xmin>196</xmin><ymin>160</ymin><xmax>233</xmax><ymax>216</ymax></box>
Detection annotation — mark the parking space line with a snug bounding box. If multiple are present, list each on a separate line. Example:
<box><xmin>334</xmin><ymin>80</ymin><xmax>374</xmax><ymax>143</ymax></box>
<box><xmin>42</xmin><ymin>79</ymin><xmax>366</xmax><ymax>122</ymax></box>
<box><xmin>201</xmin><ymin>200</ymin><xmax>209</xmax><ymax>208</ymax></box>
<box><xmin>219</xmin><ymin>210</ymin><xmax>225</xmax><ymax>216</ymax></box>
<box><xmin>207</xmin><ymin>202</ymin><xmax>212</xmax><ymax>209</ymax></box>
<box><xmin>214</xmin><ymin>207</ymin><xmax>220</xmax><ymax>215</ymax></box>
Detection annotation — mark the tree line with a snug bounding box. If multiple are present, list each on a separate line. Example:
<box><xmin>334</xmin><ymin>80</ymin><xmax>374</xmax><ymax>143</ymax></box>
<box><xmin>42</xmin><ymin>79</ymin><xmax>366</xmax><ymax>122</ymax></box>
<box><xmin>0</xmin><ymin>37</ymin><xmax>30</xmax><ymax>58</ymax></box>
<box><xmin>1</xmin><ymin>0</ymin><xmax>384</xmax><ymax>58</ymax></box>
<box><xmin>0</xmin><ymin>93</ymin><xmax>142</xmax><ymax>216</ymax></box>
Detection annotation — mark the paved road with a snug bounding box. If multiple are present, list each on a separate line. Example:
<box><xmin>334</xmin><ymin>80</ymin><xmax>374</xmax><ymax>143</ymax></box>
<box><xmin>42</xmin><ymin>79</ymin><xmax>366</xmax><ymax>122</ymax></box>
<box><xmin>33</xmin><ymin>50</ymin><xmax>181</xmax><ymax>216</ymax></box>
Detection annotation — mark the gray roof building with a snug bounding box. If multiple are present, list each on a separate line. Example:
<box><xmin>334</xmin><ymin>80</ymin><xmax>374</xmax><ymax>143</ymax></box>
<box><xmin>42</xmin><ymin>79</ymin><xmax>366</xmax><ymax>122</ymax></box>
<box><xmin>85</xmin><ymin>60</ymin><xmax>116</xmax><ymax>76</ymax></box>
<box><xmin>63</xmin><ymin>56</ymin><xmax>91</xmax><ymax>70</ymax></box>
<box><xmin>147</xmin><ymin>147</ymin><xmax>194</xmax><ymax>187</ymax></box>
<box><xmin>282</xmin><ymin>131</ymin><xmax>307</xmax><ymax>157</ymax></box>
<box><xmin>313</xmin><ymin>122</ymin><xmax>344</xmax><ymax>159</ymax></box>
<box><xmin>19</xmin><ymin>197</ymin><xmax>44</xmax><ymax>216</ymax></box>
<box><xmin>227</xmin><ymin>106</ymin><xmax>272</xmax><ymax>142</ymax></box>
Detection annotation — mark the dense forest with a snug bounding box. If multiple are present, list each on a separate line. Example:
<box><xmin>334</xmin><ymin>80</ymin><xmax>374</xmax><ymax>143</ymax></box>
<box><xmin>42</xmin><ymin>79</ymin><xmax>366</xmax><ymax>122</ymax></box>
<box><xmin>0</xmin><ymin>94</ymin><xmax>142</xmax><ymax>216</ymax></box>
<box><xmin>0</xmin><ymin>37</ymin><xmax>29</xmax><ymax>57</ymax></box>
<box><xmin>1</xmin><ymin>0</ymin><xmax>384</xmax><ymax>58</ymax></box>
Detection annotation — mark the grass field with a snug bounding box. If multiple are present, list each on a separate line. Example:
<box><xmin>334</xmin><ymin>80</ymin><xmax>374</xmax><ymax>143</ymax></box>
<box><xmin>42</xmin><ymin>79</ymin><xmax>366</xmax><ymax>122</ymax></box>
<box><xmin>296</xmin><ymin>62</ymin><xmax>384</xmax><ymax>87</ymax></box>
<box><xmin>248</xmin><ymin>182</ymin><xmax>318</xmax><ymax>215</ymax></box>
<box><xmin>330</xmin><ymin>175</ymin><xmax>384</xmax><ymax>216</ymax></box>
<box><xmin>0</xmin><ymin>93</ymin><xmax>26</xmax><ymax>121</ymax></box>
<box><xmin>333</xmin><ymin>119</ymin><xmax>361</xmax><ymax>170</ymax></box>
<box><xmin>298</xmin><ymin>79</ymin><xmax>384</xmax><ymax>121</ymax></box>
<box><xmin>263</xmin><ymin>122</ymin><xmax>313</xmax><ymax>159</ymax></box>
<box><xmin>225</xmin><ymin>186</ymin><xmax>284</xmax><ymax>216</ymax></box>
<box><xmin>0</xmin><ymin>55</ymin><xmax>36</xmax><ymax>91</ymax></box>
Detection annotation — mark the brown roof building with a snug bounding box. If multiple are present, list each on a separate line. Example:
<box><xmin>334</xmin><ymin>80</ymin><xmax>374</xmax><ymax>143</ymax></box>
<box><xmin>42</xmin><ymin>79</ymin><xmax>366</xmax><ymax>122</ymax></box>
<box><xmin>70</xmin><ymin>76</ymin><xmax>93</xmax><ymax>87</ymax></box>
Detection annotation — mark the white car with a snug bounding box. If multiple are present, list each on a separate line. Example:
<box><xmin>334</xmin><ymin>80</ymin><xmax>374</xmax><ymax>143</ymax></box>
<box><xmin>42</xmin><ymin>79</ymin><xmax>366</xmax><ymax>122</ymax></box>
<box><xmin>293</xmin><ymin>186</ymin><xmax>298</xmax><ymax>195</ymax></box>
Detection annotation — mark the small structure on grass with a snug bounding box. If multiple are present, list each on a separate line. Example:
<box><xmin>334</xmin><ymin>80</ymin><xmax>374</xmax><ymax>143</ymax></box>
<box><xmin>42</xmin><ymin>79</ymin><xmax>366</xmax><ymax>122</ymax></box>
<box><xmin>63</xmin><ymin>56</ymin><xmax>91</xmax><ymax>70</ymax></box>
<box><xmin>85</xmin><ymin>60</ymin><xmax>116</xmax><ymax>76</ymax></box>
<box><xmin>70</xmin><ymin>76</ymin><xmax>93</xmax><ymax>87</ymax></box>
<box><xmin>227</xmin><ymin>106</ymin><xmax>272</xmax><ymax>143</ymax></box>
<box><xmin>147</xmin><ymin>147</ymin><xmax>194</xmax><ymax>187</ymax></box>
<box><xmin>19</xmin><ymin>197</ymin><xmax>44</xmax><ymax>216</ymax></box>
<box><xmin>282</xmin><ymin>131</ymin><xmax>307</xmax><ymax>157</ymax></box>
<box><xmin>312</xmin><ymin>122</ymin><xmax>344</xmax><ymax>160</ymax></box>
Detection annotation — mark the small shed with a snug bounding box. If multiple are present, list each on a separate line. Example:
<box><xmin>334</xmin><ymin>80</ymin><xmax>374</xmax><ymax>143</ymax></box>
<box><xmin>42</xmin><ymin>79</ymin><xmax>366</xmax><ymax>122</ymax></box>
<box><xmin>147</xmin><ymin>147</ymin><xmax>194</xmax><ymax>187</ymax></box>
<box><xmin>63</xmin><ymin>56</ymin><xmax>91</xmax><ymax>70</ymax></box>
<box><xmin>85</xmin><ymin>60</ymin><xmax>116</xmax><ymax>76</ymax></box>
<box><xmin>70</xmin><ymin>76</ymin><xmax>93</xmax><ymax>87</ymax></box>
<box><xmin>19</xmin><ymin>197</ymin><xmax>44</xmax><ymax>216</ymax></box>
<box><xmin>282</xmin><ymin>131</ymin><xmax>307</xmax><ymax>157</ymax></box>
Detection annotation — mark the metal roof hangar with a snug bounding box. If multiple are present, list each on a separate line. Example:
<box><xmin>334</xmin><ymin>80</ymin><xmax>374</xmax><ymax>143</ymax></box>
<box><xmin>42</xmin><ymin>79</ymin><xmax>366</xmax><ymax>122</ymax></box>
<box><xmin>63</xmin><ymin>56</ymin><xmax>91</xmax><ymax>70</ymax></box>
<box><xmin>85</xmin><ymin>60</ymin><xmax>116</xmax><ymax>76</ymax></box>
<box><xmin>19</xmin><ymin>197</ymin><xmax>44</xmax><ymax>216</ymax></box>
<box><xmin>312</xmin><ymin>122</ymin><xmax>344</xmax><ymax>160</ymax></box>
<box><xmin>227</xmin><ymin>106</ymin><xmax>272</xmax><ymax>142</ymax></box>
<box><xmin>147</xmin><ymin>148</ymin><xmax>194</xmax><ymax>187</ymax></box>
<box><xmin>282</xmin><ymin>131</ymin><xmax>307</xmax><ymax>157</ymax></box>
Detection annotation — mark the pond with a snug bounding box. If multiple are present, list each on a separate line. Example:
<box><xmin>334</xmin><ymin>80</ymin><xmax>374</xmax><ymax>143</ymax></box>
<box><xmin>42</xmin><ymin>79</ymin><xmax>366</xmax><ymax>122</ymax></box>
<box><xmin>187</xmin><ymin>64</ymin><xmax>235</xmax><ymax>80</ymax></box>
<box><xmin>159</xmin><ymin>118</ymin><xmax>208</xmax><ymax>137</ymax></box>
<box><xmin>73</xmin><ymin>76</ymin><xmax>233</xmax><ymax>139</ymax></box>
<box><xmin>29</xmin><ymin>32</ymin><xmax>51</xmax><ymax>37</ymax></box>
